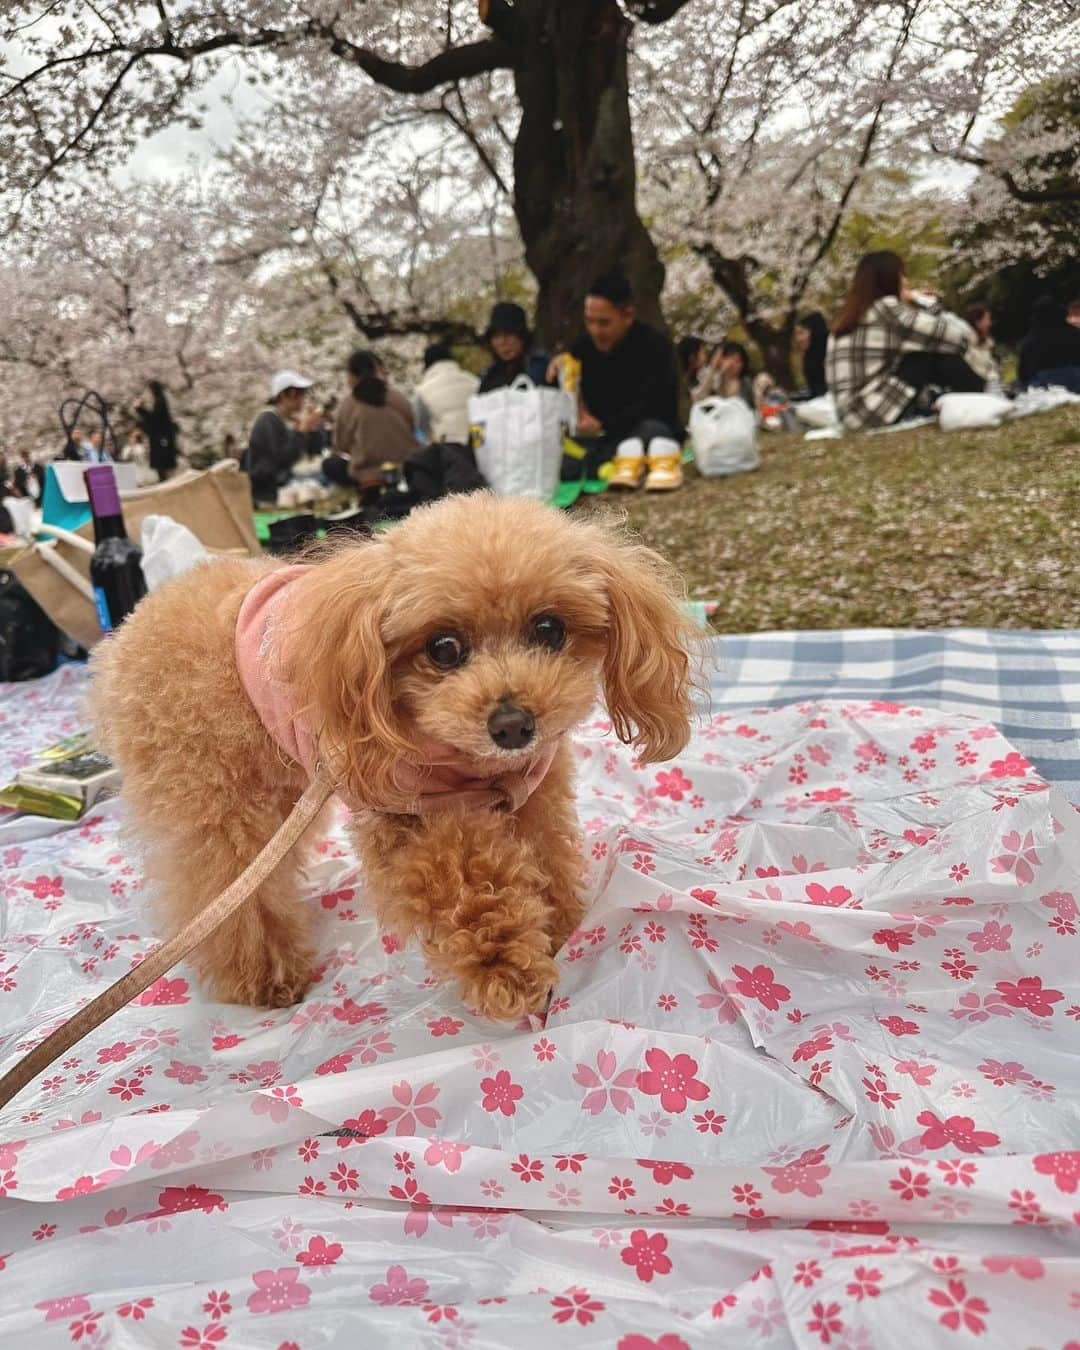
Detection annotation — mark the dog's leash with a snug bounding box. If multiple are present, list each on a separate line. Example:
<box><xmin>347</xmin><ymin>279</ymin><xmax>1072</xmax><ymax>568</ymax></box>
<box><xmin>0</xmin><ymin>769</ymin><xmax>336</xmax><ymax>1114</ymax></box>
<box><xmin>0</xmin><ymin>759</ymin><xmax>540</xmax><ymax>1114</ymax></box>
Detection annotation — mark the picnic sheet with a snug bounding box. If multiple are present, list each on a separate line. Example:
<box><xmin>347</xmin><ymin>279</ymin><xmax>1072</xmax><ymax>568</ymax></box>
<box><xmin>1</xmin><ymin>632</ymin><xmax>1079</xmax><ymax>1349</ymax></box>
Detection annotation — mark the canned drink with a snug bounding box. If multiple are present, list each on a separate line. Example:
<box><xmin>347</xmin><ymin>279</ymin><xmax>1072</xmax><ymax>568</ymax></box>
<box><xmin>558</xmin><ymin>354</ymin><xmax>581</xmax><ymax>395</ymax></box>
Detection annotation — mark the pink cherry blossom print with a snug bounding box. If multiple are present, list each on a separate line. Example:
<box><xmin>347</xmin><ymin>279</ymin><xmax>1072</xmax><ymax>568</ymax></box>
<box><xmin>135</xmin><ymin>976</ymin><xmax>189</xmax><ymax>1005</ymax></box>
<box><xmin>928</xmin><ymin>1279</ymin><xmax>989</xmax><ymax>1334</ymax></box>
<box><xmin>381</xmin><ymin>1081</ymin><xmax>441</xmax><ymax>1135</ymax></box>
<box><xmin>150</xmin><ymin>1186</ymin><xmax>227</xmax><ymax>1217</ymax></box>
<box><xmin>36</xmin><ymin>1295</ymin><xmax>91</xmax><ymax>1321</ymax></box>
<box><xmin>636</xmin><ymin>1049</ymin><xmax>708</xmax><ymax>1113</ymax></box>
<box><xmin>574</xmin><ymin>1051</ymin><xmax>638</xmax><ymax>1115</ymax></box>
<box><xmin>550</xmin><ymin>1287</ymin><xmax>605</xmax><ymax>1326</ymax></box>
<box><xmin>731</xmin><ymin>964</ymin><xmax>791</xmax><ymax>1011</ymax></box>
<box><xmin>653</xmin><ymin>768</ymin><xmax>692</xmax><ymax>800</ymax></box>
<box><xmin>369</xmin><ymin>1265</ymin><xmax>429</xmax><ymax>1306</ymax></box>
<box><xmin>984</xmin><ymin>751</ymin><xmax>1031</xmax><ymax>778</ymax></box>
<box><xmin>620</xmin><ymin>1230</ymin><xmax>673</xmax><ymax>1283</ymax></box>
<box><xmin>968</xmin><ymin>920</ymin><xmax>1013</xmax><ymax>953</ymax></box>
<box><xmin>246</xmin><ymin>1268</ymin><xmax>311</xmax><ymax>1315</ymax></box>
<box><xmin>981</xmin><ymin>1255</ymin><xmax>1044</xmax><ymax>1279</ymax></box>
<box><xmin>697</xmin><ymin>970</ymin><xmax>740</xmax><ymax>1023</ymax></box>
<box><xmin>917</xmin><ymin>1112</ymin><xmax>1001</xmax><ymax>1154</ymax></box>
<box><xmin>617</xmin><ymin>1338</ymin><xmax>690</xmax><ymax>1350</ymax></box>
<box><xmin>1033</xmin><ymin>1152</ymin><xmax>1080</xmax><ymax>1193</ymax></box>
<box><xmin>805</xmin><ymin>883</ymin><xmax>853</xmax><ymax>907</ymax></box>
<box><xmin>990</xmin><ymin>830</ymin><xmax>1041</xmax><ymax>884</ymax></box>
<box><xmin>807</xmin><ymin>1300</ymin><xmax>844</xmax><ymax>1343</ymax></box>
<box><xmin>480</xmin><ymin>1069</ymin><xmax>524</xmax><ymax>1116</ymax></box>
<box><xmin>295</xmin><ymin>1236</ymin><xmax>342</xmax><ymax>1269</ymax></box>
<box><xmin>333</xmin><ymin>998</ymin><xmax>387</xmax><ymax>1026</ymax></box>
<box><xmin>423</xmin><ymin>1140</ymin><xmax>469</xmax><ymax>1172</ymax></box>
<box><xmin>764</xmin><ymin>1147</ymin><xmax>831</xmax><ymax>1197</ymax></box>
<box><xmin>994</xmin><ymin>977</ymin><xmax>1064</xmax><ymax>1017</ymax></box>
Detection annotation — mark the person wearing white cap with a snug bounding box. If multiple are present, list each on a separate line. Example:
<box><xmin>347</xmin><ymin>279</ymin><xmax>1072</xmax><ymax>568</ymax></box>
<box><xmin>243</xmin><ymin>370</ymin><xmax>323</xmax><ymax>504</ymax></box>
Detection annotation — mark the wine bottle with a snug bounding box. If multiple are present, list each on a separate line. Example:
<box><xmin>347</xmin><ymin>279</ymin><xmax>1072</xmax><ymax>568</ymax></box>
<box><xmin>85</xmin><ymin>465</ymin><xmax>146</xmax><ymax>632</ymax></box>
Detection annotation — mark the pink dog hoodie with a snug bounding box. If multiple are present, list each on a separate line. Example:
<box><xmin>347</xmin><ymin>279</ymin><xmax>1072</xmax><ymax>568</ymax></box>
<box><xmin>235</xmin><ymin>566</ymin><xmax>556</xmax><ymax>814</ymax></box>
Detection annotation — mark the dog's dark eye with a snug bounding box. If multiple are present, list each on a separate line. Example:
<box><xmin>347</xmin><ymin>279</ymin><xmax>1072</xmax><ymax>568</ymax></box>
<box><xmin>426</xmin><ymin>633</ymin><xmax>469</xmax><ymax>670</ymax></box>
<box><xmin>528</xmin><ymin>614</ymin><xmax>566</xmax><ymax>651</ymax></box>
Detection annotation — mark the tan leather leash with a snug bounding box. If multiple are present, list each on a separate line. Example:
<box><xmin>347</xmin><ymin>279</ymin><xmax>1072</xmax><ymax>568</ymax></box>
<box><xmin>0</xmin><ymin>769</ymin><xmax>336</xmax><ymax>1115</ymax></box>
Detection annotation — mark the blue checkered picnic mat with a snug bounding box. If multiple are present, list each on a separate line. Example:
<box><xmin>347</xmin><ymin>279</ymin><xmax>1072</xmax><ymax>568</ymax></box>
<box><xmin>706</xmin><ymin>628</ymin><xmax>1080</xmax><ymax>803</ymax></box>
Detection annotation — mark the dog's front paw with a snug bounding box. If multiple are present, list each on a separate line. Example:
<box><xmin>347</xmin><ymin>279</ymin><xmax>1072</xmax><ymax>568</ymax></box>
<box><xmin>463</xmin><ymin>949</ymin><xmax>558</xmax><ymax>1021</ymax></box>
<box><xmin>432</xmin><ymin>924</ymin><xmax>556</xmax><ymax>1021</ymax></box>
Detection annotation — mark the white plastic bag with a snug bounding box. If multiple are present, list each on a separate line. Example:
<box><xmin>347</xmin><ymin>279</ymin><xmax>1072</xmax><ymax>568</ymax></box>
<box><xmin>689</xmin><ymin>397</ymin><xmax>759</xmax><ymax>476</ymax></box>
<box><xmin>937</xmin><ymin>392</ymin><xmax>1013</xmax><ymax>431</ymax></box>
<box><xmin>1010</xmin><ymin>385</ymin><xmax>1080</xmax><ymax>418</ymax></box>
<box><xmin>468</xmin><ymin>376</ymin><xmax>574</xmax><ymax>499</ymax></box>
<box><xmin>794</xmin><ymin>394</ymin><xmax>839</xmax><ymax>430</ymax></box>
<box><xmin>139</xmin><ymin>514</ymin><xmax>210</xmax><ymax>591</ymax></box>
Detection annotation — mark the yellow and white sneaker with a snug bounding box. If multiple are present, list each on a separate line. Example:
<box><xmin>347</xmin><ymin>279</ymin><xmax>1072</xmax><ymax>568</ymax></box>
<box><xmin>606</xmin><ymin>436</ymin><xmax>646</xmax><ymax>490</ymax></box>
<box><xmin>644</xmin><ymin>438</ymin><xmax>684</xmax><ymax>490</ymax></box>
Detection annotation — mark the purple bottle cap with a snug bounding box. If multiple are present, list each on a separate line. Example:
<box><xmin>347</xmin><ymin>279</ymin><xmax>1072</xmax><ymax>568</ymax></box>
<box><xmin>85</xmin><ymin>465</ymin><xmax>122</xmax><ymax>517</ymax></box>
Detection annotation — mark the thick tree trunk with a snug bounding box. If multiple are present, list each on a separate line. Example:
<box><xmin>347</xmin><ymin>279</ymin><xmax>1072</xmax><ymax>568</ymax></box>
<box><xmin>503</xmin><ymin>0</ymin><xmax>666</xmax><ymax>349</ymax></box>
<box><xmin>694</xmin><ymin>242</ymin><xmax>798</xmax><ymax>385</ymax></box>
<box><xmin>746</xmin><ymin>317</ymin><xmax>798</xmax><ymax>388</ymax></box>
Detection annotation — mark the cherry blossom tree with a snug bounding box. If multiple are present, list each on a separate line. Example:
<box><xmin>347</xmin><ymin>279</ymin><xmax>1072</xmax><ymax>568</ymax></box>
<box><xmin>944</xmin><ymin>76</ymin><xmax>1080</xmax><ymax>344</ymax></box>
<box><xmin>1</xmin><ymin>0</ymin><xmax>697</xmax><ymax>344</ymax></box>
<box><xmin>2</xmin><ymin>0</ymin><xmax>1075</xmax><ymax>397</ymax></box>
<box><xmin>212</xmin><ymin>74</ymin><xmax>520</xmax><ymax>346</ymax></box>
<box><xmin>950</xmin><ymin>76</ymin><xmax>1080</xmax><ymax>280</ymax></box>
<box><xmin>0</xmin><ymin>184</ymin><xmax>346</xmax><ymax>452</ymax></box>
<box><xmin>632</xmin><ymin>0</ymin><xmax>1076</xmax><ymax>379</ymax></box>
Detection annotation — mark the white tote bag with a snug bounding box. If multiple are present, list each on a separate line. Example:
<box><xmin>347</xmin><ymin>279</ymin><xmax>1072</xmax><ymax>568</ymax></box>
<box><xmin>468</xmin><ymin>376</ymin><xmax>574</xmax><ymax>499</ymax></box>
<box><xmin>689</xmin><ymin>396</ymin><xmax>759</xmax><ymax>476</ymax></box>
<box><xmin>937</xmin><ymin>392</ymin><xmax>1013</xmax><ymax>431</ymax></box>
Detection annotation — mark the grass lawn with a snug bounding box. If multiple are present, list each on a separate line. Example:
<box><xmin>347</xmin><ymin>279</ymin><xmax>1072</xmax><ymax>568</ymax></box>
<box><xmin>579</xmin><ymin>406</ymin><xmax>1080</xmax><ymax>632</ymax></box>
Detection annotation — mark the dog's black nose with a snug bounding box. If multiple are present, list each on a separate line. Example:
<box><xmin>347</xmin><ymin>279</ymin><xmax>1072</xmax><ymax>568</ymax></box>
<box><xmin>487</xmin><ymin>701</ymin><xmax>535</xmax><ymax>751</ymax></box>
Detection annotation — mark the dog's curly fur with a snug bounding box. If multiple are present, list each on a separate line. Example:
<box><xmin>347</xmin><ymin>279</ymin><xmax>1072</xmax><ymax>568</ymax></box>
<box><xmin>90</xmin><ymin>494</ymin><xmax>698</xmax><ymax>1019</ymax></box>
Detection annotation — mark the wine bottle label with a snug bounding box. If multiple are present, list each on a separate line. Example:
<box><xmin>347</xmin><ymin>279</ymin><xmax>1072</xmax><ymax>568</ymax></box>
<box><xmin>93</xmin><ymin>586</ymin><xmax>113</xmax><ymax>633</ymax></box>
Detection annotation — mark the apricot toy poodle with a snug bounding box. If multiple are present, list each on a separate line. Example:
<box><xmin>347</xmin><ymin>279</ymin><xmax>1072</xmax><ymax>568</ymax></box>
<box><xmin>91</xmin><ymin>494</ymin><xmax>698</xmax><ymax>1020</ymax></box>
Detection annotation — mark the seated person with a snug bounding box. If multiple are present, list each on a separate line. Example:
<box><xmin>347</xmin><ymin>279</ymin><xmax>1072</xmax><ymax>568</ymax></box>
<box><xmin>559</xmin><ymin>271</ymin><xmax>683</xmax><ymax>491</ymax></box>
<box><xmin>244</xmin><ymin>370</ymin><xmax>323</xmax><ymax>504</ymax></box>
<box><xmin>693</xmin><ymin>339</ymin><xmax>756</xmax><ymax>408</ymax></box>
<box><xmin>478</xmin><ymin>303</ymin><xmax>550</xmax><ymax>391</ymax></box>
<box><xmin>677</xmin><ymin>335</ymin><xmax>707</xmax><ymax>386</ymax></box>
<box><xmin>333</xmin><ymin>349</ymin><xmax>417</xmax><ymax>488</ymax></box>
<box><xmin>827</xmin><ymin>250</ymin><xmax>983</xmax><ymax>431</ymax></box>
<box><xmin>413</xmin><ymin>342</ymin><xmax>479</xmax><ymax>445</ymax></box>
<box><xmin>1018</xmin><ymin>297</ymin><xmax>1080</xmax><ymax>393</ymax></box>
<box><xmin>795</xmin><ymin>312</ymin><xmax>829</xmax><ymax>399</ymax></box>
<box><xmin>962</xmin><ymin>304</ymin><xmax>1001</xmax><ymax>386</ymax></box>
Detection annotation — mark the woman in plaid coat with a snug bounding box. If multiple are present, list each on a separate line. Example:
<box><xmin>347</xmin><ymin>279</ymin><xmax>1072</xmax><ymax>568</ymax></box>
<box><xmin>827</xmin><ymin>252</ymin><xmax>984</xmax><ymax>430</ymax></box>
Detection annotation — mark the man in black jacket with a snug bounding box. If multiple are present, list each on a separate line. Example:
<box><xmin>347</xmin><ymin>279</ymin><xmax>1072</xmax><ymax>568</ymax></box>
<box><xmin>560</xmin><ymin>272</ymin><xmax>683</xmax><ymax>490</ymax></box>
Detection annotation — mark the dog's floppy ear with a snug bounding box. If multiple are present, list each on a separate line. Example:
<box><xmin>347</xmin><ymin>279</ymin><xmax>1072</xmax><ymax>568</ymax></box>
<box><xmin>586</xmin><ymin>523</ymin><xmax>701</xmax><ymax>764</ymax></box>
<box><xmin>288</xmin><ymin>538</ymin><xmax>411</xmax><ymax>808</ymax></box>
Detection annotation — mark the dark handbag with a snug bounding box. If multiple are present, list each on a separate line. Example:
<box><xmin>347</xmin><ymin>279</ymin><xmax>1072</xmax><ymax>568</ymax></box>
<box><xmin>0</xmin><ymin>569</ymin><xmax>61</xmax><ymax>682</ymax></box>
<box><xmin>404</xmin><ymin>442</ymin><xmax>487</xmax><ymax>502</ymax></box>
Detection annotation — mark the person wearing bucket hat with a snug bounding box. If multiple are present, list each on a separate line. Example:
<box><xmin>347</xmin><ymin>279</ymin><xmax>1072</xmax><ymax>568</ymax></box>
<box><xmin>478</xmin><ymin>301</ymin><xmax>551</xmax><ymax>392</ymax></box>
<box><xmin>243</xmin><ymin>370</ymin><xmax>324</xmax><ymax>504</ymax></box>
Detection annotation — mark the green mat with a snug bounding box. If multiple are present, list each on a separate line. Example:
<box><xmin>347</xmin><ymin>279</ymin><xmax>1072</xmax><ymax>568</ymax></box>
<box><xmin>253</xmin><ymin>438</ymin><xmax>698</xmax><ymax>535</ymax></box>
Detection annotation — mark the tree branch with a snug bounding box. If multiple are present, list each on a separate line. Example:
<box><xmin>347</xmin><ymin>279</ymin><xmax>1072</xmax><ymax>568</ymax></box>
<box><xmin>1000</xmin><ymin>170</ymin><xmax>1080</xmax><ymax>204</ymax></box>
<box><xmin>315</xmin><ymin>30</ymin><xmax>515</xmax><ymax>93</ymax></box>
<box><xmin>626</xmin><ymin>0</ymin><xmax>698</xmax><ymax>22</ymax></box>
<box><xmin>478</xmin><ymin>0</ymin><xmax>520</xmax><ymax>46</ymax></box>
<box><xmin>318</xmin><ymin>260</ymin><xmax>482</xmax><ymax>344</ymax></box>
<box><xmin>439</xmin><ymin>87</ymin><xmax>511</xmax><ymax>197</ymax></box>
